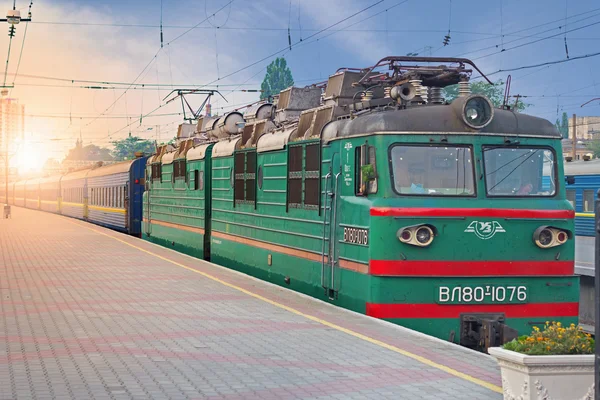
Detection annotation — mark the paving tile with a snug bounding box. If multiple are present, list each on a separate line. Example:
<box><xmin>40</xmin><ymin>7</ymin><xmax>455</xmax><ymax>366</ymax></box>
<box><xmin>0</xmin><ymin>207</ymin><xmax>502</xmax><ymax>400</ymax></box>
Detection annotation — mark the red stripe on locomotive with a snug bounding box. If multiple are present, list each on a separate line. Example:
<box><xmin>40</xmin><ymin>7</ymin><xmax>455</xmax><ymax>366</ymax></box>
<box><xmin>366</xmin><ymin>302</ymin><xmax>579</xmax><ymax>319</ymax></box>
<box><xmin>370</xmin><ymin>207</ymin><xmax>575</xmax><ymax>219</ymax></box>
<box><xmin>369</xmin><ymin>260</ymin><xmax>574</xmax><ymax>276</ymax></box>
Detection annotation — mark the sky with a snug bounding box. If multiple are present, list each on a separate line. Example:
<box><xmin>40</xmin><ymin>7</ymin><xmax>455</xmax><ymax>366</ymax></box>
<box><xmin>3</xmin><ymin>0</ymin><xmax>600</xmax><ymax>167</ymax></box>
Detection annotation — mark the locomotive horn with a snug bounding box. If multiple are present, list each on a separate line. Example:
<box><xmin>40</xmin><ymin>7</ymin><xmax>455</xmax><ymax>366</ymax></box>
<box><xmin>390</xmin><ymin>83</ymin><xmax>416</xmax><ymax>102</ymax></box>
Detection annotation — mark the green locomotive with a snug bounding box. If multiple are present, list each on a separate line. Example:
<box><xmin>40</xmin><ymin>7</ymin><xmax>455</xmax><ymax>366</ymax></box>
<box><xmin>143</xmin><ymin>57</ymin><xmax>578</xmax><ymax>351</ymax></box>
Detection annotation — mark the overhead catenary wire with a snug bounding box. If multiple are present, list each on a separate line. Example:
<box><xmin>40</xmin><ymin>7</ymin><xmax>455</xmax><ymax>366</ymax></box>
<box><xmin>472</xmin><ymin>50</ymin><xmax>600</xmax><ymax>79</ymax></box>
<box><xmin>99</xmin><ymin>0</ymin><xmax>391</xmax><ymax>142</ymax></box>
<box><xmin>471</xmin><ymin>18</ymin><xmax>600</xmax><ymax>61</ymax></box>
<box><xmin>453</xmin><ymin>10</ymin><xmax>600</xmax><ymax>59</ymax></box>
<box><xmin>81</xmin><ymin>0</ymin><xmax>235</xmax><ymax>131</ymax></box>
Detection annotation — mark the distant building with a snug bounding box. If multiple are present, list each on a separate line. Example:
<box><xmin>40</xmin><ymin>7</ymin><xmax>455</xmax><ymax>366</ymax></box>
<box><xmin>0</xmin><ymin>97</ymin><xmax>25</xmax><ymax>183</ymax></box>
<box><xmin>562</xmin><ymin>139</ymin><xmax>593</xmax><ymax>161</ymax></box>
<box><xmin>568</xmin><ymin>116</ymin><xmax>600</xmax><ymax>140</ymax></box>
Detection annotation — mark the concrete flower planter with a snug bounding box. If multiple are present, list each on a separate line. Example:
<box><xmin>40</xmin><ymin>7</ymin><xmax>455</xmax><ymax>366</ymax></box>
<box><xmin>488</xmin><ymin>347</ymin><xmax>594</xmax><ymax>400</ymax></box>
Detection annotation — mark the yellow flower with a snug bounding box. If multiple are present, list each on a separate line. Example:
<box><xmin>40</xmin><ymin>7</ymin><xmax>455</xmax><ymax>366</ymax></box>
<box><xmin>558</xmin><ymin>335</ymin><xmax>562</xmax><ymax>339</ymax></box>
<box><xmin>533</xmin><ymin>326</ymin><xmax>540</xmax><ymax>331</ymax></box>
<box><xmin>557</xmin><ymin>322</ymin><xmax>562</xmax><ymax>327</ymax></box>
<box><xmin>582</xmin><ymin>345</ymin><xmax>586</xmax><ymax>348</ymax></box>
<box><xmin>537</xmin><ymin>337</ymin><xmax>544</xmax><ymax>342</ymax></box>
<box><xmin>546</xmin><ymin>321</ymin><xmax>550</xmax><ymax>325</ymax></box>
<box><xmin>571</xmin><ymin>323</ymin><xmax>576</xmax><ymax>327</ymax></box>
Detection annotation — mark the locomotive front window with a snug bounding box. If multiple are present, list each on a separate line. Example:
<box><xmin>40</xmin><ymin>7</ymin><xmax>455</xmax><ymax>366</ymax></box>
<box><xmin>390</xmin><ymin>145</ymin><xmax>475</xmax><ymax>196</ymax></box>
<box><xmin>483</xmin><ymin>147</ymin><xmax>556</xmax><ymax>197</ymax></box>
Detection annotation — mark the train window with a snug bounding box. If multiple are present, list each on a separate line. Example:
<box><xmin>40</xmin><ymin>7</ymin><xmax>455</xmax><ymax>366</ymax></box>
<box><xmin>304</xmin><ymin>143</ymin><xmax>320</xmax><ymax>207</ymax></box>
<box><xmin>194</xmin><ymin>170</ymin><xmax>203</xmax><ymax>191</ymax></box>
<box><xmin>288</xmin><ymin>146</ymin><xmax>304</xmax><ymax>208</ymax></box>
<box><xmin>566</xmin><ymin>190</ymin><xmax>575</xmax><ymax>208</ymax></box>
<box><xmin>234</xmin><ymin>152</ymin><xmax>245</xmax><ymax>202</ymax></box>
<box><xmin>391</xmin><ymin>145</ymin><xmax>475</xmax><ymax>196</ymax></box>
<box><xmin>151</xmin><ymin>163</ymin><xmax>162</xmax><ymax>182</ymax></box>
<box><xmin>483</xmin><ymin>147</ymin><xmax>556</xmax><ymax>197</ymax></box>
<box><xmin>173</xmin><ymin>159</ymin><xmax>187</xmax><ymax>180</ymax></box>
<box><xmin>234</xmin><ymin>151</ymin><xmax>256</xmax><ymax>204</ymax></box>
<box><xmin>584</xmin><ymin>190</ymin><xmax>595</xmax><ymax>212</ymax></box>
<box><xmin>246</xmin><ymin>151</ymin><xmax>256</xmax><ymax>203</ymax></box>
<box><xmin>355</xmin><ymin>144</ymin><xmax>377</xmax><ymax>196</ymax></box>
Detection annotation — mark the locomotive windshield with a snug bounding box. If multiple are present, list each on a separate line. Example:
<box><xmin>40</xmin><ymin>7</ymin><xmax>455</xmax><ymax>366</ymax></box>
<box><xmin>483</xmin><ymin>147</ymin><xmax>556</xmax><ymax>197</ymax></box>
<box><xmin>390</xmin><ymin>145</ymin><xmax>475</xmax><ymax>196</ymax></box>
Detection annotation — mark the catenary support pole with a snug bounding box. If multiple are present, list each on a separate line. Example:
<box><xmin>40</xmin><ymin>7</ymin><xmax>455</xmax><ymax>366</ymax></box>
<box><xmin>572</xmin><ymin>113</ymin><xmax>577</xmax><ymax>160</ymax></box>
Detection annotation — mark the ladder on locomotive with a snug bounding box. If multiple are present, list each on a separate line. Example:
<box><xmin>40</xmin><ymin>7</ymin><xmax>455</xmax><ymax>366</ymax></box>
<box><xmin>321</xmin><ymin>166</ymin><xmax>341</xmax><ymax>300</ymax></box>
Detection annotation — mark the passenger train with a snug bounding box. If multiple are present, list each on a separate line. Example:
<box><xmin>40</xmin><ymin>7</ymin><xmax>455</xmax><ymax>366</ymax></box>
<box><xmin>5</xmin><ymin>57</ymin><xmax>579</xmax><ymax>351</ymax></box>
<box><xmin>3</xmin><ymin>156</ymin><xmax>147</xmax><ymax>235</ymax></box>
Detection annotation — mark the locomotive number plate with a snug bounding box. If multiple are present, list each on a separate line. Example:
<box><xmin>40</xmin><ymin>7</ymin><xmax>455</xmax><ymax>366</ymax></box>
<box><xmin>437</xmin><ymin>285</ymin><xmax>528</xmax><ymax>304</ymax></box>
<box><xmin>342</xmin><ymin>226</ymin><xmax>369</xmax><ymax>246</ymax></box>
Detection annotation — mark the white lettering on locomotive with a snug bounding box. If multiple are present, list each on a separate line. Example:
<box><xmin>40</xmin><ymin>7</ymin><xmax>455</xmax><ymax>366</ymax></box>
<box><xmin>438</xmin><ymin>285</ymin><xmax>527</xmax><ymax>303</ymax></box>
<box><xmin>343</xmin><ymin>227</ymin><xmax>369</xmax><ymax>245</ymax></box>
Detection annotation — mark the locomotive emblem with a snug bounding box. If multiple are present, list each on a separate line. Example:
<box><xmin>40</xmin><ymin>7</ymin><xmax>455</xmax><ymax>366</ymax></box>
<box><xmin>464</xmin><ymin>221</ymin><xmax>506</xmax><ymax>240</ymax></box>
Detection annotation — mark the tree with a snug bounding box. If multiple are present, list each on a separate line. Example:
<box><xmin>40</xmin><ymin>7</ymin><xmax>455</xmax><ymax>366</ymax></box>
<box><xmin>555</xmin><ymin>112</ymin><xmax>569</xmax><ymax>138</ymax></box>
<box><xmin>585</xmin><ymin>140</ymin><xmax>600</xmax><ymax>158</ymax></box>
<box><xmin>64</xmin><ymin>139</ymin><xmax>113</xmax><ymax>161</ymax></box>
<box><xmin>443</xmin><ymin>80</ymin><xmax>528</xmax><ymax>112</ymax></box>
<box><xmin>260</xmin><ymin>57</ymin><xmax>294</xmax><ymax>100</ymax></box>
<box><xmin>111</xmin><ymin>136</ymin><xmax>155</xmax><ymax>161</ymax></box>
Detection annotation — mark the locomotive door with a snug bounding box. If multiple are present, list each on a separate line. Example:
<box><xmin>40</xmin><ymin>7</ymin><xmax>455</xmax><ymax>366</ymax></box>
<box><xmin>322</xmin><ymin>152</ymin><xmax>341</xmax><ymax>300</ymax></box>
<box><xmin>145</xmin><ymin>186</ymin><xmax>152</xmax><ymax>236</ymax></box>
<box><xmin>144</xmin><ymin>168</ymin><xmax>152</xmax><ymax>236</ymax></box>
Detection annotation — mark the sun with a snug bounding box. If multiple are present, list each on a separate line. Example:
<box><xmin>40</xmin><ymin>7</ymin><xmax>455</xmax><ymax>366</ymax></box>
<box><xmin>14</xmin><ymin>144</ymin><xmax>47</xmax><ymax>175</ymax></box>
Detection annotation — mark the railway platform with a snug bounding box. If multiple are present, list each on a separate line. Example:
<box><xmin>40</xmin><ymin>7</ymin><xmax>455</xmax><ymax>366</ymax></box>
<box><xmin>1</xmin><ymin>207</ymin><xmax>503</xmax><ymax>399</ymax></box>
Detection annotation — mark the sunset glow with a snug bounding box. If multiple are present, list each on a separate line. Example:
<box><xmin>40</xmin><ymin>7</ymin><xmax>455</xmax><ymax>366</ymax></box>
<box><xmin>15</xmin><ymin>141</ymin><xmax>46</xmax><ymax>174</ymax></box>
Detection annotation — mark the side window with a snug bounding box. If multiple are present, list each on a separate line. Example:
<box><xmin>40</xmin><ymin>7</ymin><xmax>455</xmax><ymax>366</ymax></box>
<box><xmin>355</xmin><ymin>143</ymin><xmax>378</xmax><ymax>196</ymax></box>
<box><xmin>566</xmin><ymin>190</ymin><xmax>575</xmax><ymax>208</ymax></box>
<box><xmin>234</xmin><ymin>152</ymin><xmax>246</xmax><ymax>202</ymax></box>
<box><xmin>194</xmin><ymin>170</ymin><xmax>202</xmax><ymax>191</ymax></box>
<box><xmin>287</xmin><ymin>143</ymin><xmax>321</xmax><ymax>210</ymax></box>
<box><xmin>234</xmin><ymin>151</ymin><xmax>257</xmax><ymax>204</ymax></box>
<box><xmin>304</xmin><ymin>143</ymin><xmax>320</xmax><ymax>207</ymax></box>
<box><xmin>151</xmin><ymin>163</ymin><xmax>163</xmax><ymax>182</ymax></box>
<box><xmin>246</xmin><ymin>151</ymin><xmax>256</xmax><ymax>203</ymax></box>
<box><xmin>584</xmin><ymin>190</ymin><xmax>595</xmax><ymax>212</ymax></box>
<box><xmin>287</xmin><ymin>145</ymin><xmax>303</xmax><ymax>207</ymax></box>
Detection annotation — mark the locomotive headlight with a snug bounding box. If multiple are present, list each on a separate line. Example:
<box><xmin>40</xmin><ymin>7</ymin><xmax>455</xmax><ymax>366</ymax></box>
<box><xmin>397</xmin><ymin>225</ymin><xmax>435</xmax><ymax>247</ymax></box>
<box><xmin>533</xmin><ymin>226</ymin><xmax>570</xmax><ymax>248</ymax></box>
<box><xmin>398</xmin><ymin>228</ymin><xmax>412</xmax><ymax>243</ymax></box>
<box><xmin>415</xmin><ymin>226</ymin><xmax>434</xmax><ymax>246</ymax></box>
<box><xmin>461</xmin><ymin>95</ymin><xmax>494</xmax><ymax>129</ymax></box>
<box><xmin>537</xmin><ymin>228</ymin><xmax>554</xmax><ymax>248</ymax></box>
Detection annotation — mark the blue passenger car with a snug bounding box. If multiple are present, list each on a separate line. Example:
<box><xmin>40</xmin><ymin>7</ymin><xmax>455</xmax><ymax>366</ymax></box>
<box><xmin>564</xmin><ymin>159</ymin><xmax>600</xmax><ymax>236</ymax></box>
<box><xmin>87</xmin><ymin>157</ymin><xmax>148</xmax><ymax>236</ymax></box>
